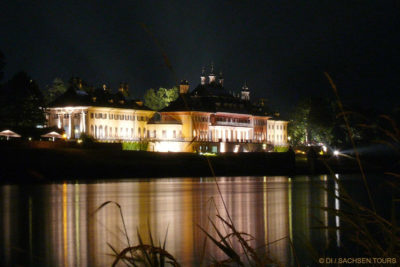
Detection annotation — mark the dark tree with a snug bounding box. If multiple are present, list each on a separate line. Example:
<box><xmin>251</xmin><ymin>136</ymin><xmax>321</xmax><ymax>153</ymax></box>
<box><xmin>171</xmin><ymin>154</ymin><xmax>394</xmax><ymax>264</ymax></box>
<box><xmin>288</xmin><ymin>97</ymin><xmax>335</xmax><ymax>146</ymax></box>
<box><xmin>0</xmin><ymin>50</ymin><xmax>4</xmax><ymax>82</ymax></box>
<box><xmin>44</xmin><ymin>77</ymin><xmax>67</xmax><ymax>104</ymax></box>
<box><xmin>0</xmin><ymin>72</ymin><xmax>45</xmax><ymax>128</ymax></box>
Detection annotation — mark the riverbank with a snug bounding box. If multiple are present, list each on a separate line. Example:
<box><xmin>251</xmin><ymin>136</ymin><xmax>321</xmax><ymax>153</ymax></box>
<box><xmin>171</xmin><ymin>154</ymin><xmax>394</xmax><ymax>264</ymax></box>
<box><xmin>1</xmin><ymin>142</ymin><xmax>398</xmax><ymax>183</ymax></box>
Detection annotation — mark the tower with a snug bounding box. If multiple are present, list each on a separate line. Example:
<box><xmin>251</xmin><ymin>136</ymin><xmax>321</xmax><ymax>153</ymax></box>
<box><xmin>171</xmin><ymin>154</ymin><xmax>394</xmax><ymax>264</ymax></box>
<box><xmin>179</xmin><ymin>80</ymin><xmax>189</xmax><ymax>94</ymax></box>
<box><xmin>218</xmin><ymin>71</ymin><xmax>224</xmax><ymax>86</ymax></box>
<box><xmin>200</xmin><ymin>67</ymin><xmax>206</xmax><ymax>85</ymax></box>
<box><xmin>241</xmin><ymin>81</ymin><xmax>250</xmax><ymax>101</ymax></box>
<box><xmin>208</xmin><ymin>63</ymin><xmax>216</xmax><ymax>83</ymax></box>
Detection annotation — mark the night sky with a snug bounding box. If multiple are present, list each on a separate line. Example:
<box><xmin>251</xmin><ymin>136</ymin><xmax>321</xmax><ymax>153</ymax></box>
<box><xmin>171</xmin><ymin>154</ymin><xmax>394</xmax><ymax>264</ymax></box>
<box><xmin>1</xmin><ymin>1</ymin><xmax>399</xmax><ymax>114</ymax></box>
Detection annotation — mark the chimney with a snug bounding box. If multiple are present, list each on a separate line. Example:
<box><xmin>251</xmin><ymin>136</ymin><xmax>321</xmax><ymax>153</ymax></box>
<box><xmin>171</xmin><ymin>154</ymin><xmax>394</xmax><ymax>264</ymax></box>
<box><xmin>179</xmin><ymin>80</ymin><xmax>189</xmax><ymax>94</ymax></box>
<box><xmin>118</xmin><ymin>82</ymin><xmax>129</xmax><ymax>97</ymax></box>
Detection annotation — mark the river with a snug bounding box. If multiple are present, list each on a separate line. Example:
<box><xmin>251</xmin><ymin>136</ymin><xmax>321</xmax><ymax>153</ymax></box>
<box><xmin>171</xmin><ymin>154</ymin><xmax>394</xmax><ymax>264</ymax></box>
<box><xmin>0</xmin><ymin>174</ymin><xmax>387</xmax><ymax>266</ymax></box>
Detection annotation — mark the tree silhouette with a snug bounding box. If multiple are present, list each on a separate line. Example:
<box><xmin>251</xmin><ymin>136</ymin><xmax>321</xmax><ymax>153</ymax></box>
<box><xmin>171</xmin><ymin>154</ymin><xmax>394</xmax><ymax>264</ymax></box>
<box><xmin>0</xmin><ymin>72</ymin><xmax>45</xmax><ymax>128</ymax></box>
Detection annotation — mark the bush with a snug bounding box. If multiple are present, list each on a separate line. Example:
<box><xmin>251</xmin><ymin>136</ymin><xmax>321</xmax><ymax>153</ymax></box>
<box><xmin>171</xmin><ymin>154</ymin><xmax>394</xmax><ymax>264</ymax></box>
<box><xmin>273</xmin><ymin>145</ymin><xmax>289</xmax><ymax>152</ymax></box>
<box><xmin>122</xmin><ymin>141</ymin><xmax>149</xmax><ymax>151</ymax></box>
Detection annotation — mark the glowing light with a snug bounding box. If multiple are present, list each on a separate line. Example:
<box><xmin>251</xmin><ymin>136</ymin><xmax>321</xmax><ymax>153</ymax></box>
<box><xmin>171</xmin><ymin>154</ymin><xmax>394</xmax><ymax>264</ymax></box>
<box><xmin>219</xmin><ymin>142</ymin><xmax>226</xmax><ymax>153</ymax></box>
<box><xmin>28</xmin><ymin>137</ymin><xmax>32</xmax><ymax>141</ymax></box>
<box><xmin>77</xmin><ymin>139</ymin><xmax>83</xmax><ymax>144</ymax></box>
<box><xmin>333</xmin><ymin>150</ymin><xmax>339</xmax><ymax>156</ymax></box>
<box><xmin>233</xmin><ymin>145</ymin><xmax>240</xmax><ymax>153</ymax></box>
<box><xmin>62</xmin><ymin>134</ymin><xmax>67</xmax><ymax>139</ymax></box>
<box><xmin>288</xmin><ymin>136</ymin><xmax>291</xmax><ymax>141</ymax></box>
<box><xmin>322</xmin><ymin>145</ymin><xmax>327</xmax><ymax>152</ymax></box>
<box><xmin>154</xmin><ymin>141</ymin><xmax>181</xmax><ymax>152</ymax></box>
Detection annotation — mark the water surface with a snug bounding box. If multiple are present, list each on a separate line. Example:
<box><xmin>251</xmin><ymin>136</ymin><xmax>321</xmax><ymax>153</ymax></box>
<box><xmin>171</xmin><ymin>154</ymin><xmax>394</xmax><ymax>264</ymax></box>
<box><xmin>0</xmin><ymin>175</ymin><xmax>371</xmax><ymax>266</ymax></box>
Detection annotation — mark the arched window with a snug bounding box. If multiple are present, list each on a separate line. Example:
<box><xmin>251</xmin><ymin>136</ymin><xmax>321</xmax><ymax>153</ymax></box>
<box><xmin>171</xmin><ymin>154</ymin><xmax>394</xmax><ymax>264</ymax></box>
<box><xmin>105</xmin><ymin>126</ymin><xmax>108</xmax><ymax>138</ymax></box>
<box><xmin>138</xmin><ymin>127</ymin><xmax>141</xmax><ymax>138</ymax></box>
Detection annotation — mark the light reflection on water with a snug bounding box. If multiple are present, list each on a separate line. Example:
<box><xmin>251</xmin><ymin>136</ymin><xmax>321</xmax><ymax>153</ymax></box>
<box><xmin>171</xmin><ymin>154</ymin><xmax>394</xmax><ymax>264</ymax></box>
<box><xmin>0</xmin><ymin>176</ymin><xmax>341</xmax><ymax>266</ymax></box>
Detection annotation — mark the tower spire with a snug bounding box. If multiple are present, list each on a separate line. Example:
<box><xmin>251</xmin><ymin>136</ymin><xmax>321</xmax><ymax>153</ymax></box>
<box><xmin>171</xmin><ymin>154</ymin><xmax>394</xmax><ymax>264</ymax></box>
<box><xmin>218</xmin><ymin>71</ymin><xmax>224</xmax><ymax>86</ymax></box>
<box><xmin>200</xmin><ymin>66</ymin><xmax>206</xmax><ymax>85</ymax></box>
<box><xmin>241</xmin><ymin>81</ymin><xmax>250</xmax><ymax>101</ymax></box>
<box><xmin>209</xmin><ymin>62</ymin><xmax>216</xmax><ymax>83</ymax></box>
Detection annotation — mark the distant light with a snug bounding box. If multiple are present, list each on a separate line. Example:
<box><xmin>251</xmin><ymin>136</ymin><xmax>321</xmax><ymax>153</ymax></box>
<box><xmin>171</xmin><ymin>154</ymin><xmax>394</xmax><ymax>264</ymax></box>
<box><xmin>333</xmin><ymin>150</ymin><xmax>339</xmax><ymax>156</ymax></box>
<box><xmin>322</xmin><ymin>145</ymin><xmax>327</xmax><ymax>152</ymax></box>
<box><xmin>62</xmin><ymin>134</ymin><xmax>67</xmax><ymax>139</ymax></box>
<box><xmin>233</xmin><ymin>145</ymin><xmax>240</xmax><ymax>153</ymax></box>
<box><xmin>77</xmin><ymin>139</ymin><xmax>83</xmax><ymax>144</ymax></box>
<box><xmin>28</xmin><ymin>137</ymin><xmax>32</xmax><ymax>141</ymax></box>
<box><xmin>288</xmin><ymin>136</ymin><xmax>291</xmax><ymax>141</ymax></box>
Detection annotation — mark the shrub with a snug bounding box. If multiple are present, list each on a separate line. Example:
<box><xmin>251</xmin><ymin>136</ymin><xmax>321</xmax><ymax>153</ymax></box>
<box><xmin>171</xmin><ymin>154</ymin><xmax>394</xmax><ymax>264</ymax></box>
<box><xmin>122</xmin><ymin>141</ymin><xmax>149</xmax><ymax>151</ymax></box>
<box><xmin>273</xmin><ymin>145</ymin><xmax>289</xmax><ymax>152</ymax></box>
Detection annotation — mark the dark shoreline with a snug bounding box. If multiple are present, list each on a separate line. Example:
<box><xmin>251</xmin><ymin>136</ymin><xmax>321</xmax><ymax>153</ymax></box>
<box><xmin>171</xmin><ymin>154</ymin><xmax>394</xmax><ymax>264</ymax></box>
<box><xmin>1</xmin><ymin>142</ymin><xmax>398</xmax><ymax>184</ymax></box>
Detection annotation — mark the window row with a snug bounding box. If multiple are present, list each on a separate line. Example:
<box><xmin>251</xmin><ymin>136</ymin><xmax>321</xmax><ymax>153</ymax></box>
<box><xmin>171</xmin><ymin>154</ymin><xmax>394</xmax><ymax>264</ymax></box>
<box><xmin>90</xmin><ymin>125</ymin><xmax>147</xmax><ymax>139</ymax></box>
<box><xmin>215</xmin><ymin>117</ymin><xmax>250</xmax><ymax>124</ymax></box>
<box><xmin>268</xmin><ymin>134</ymin><xmax>286</xmax><ymax>141</ymax></box>
<box><xmin>53</xmin><ymin>113</ymin><xmax>81</xmax><ymax>119</ymax></box>
<box><xmin>254</xmin><ymin>120</ymin><xmax>266</xmax><ymax>126</ymax></box>
<box><xmin>268</xmin><ymin>124</ymin><xmax>286</xmax><ymax>130</ymax></box>
<box><xmin>89</xmin><ymin>113</ymin><xmax>148</xmax><ymax>121</ymax></box>
<box><xmin>193</xmin><ymin>116</ymin><xmax>208</xmax><ymax>122</ymax></box>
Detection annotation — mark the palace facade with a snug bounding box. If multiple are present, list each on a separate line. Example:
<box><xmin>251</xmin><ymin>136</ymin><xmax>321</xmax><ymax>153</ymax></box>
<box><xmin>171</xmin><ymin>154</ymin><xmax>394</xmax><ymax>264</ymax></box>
<box><xmin>47</xmin><ymin>68</ymin><xmax>288</xmax><ymax>152</ymax></box>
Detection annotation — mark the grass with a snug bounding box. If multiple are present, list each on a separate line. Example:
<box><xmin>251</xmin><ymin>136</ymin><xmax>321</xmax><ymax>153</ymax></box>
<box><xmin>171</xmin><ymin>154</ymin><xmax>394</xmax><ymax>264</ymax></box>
<box><xmin>319</xmin><ymin>73</ymin><xmax>400</xmax><ymax>261</ymax></box>
<box><xmin>94</xmin><ymin>201</ymin><xmax>180</xmax><ymax>267</ymax></box>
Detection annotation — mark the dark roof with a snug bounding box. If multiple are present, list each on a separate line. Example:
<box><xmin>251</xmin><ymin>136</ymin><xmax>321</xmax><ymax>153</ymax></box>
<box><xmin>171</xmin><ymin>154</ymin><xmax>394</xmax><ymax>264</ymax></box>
<box><xmin>48</xmin><ymin>88</ymin><xmax>151</xmax><ymax>111</ymax></box>
<box><xmin>161</xmin><ymin>82</ymin><xmax>271</xmax><ymax>116</ymax></box>
<box><xmin>190</xmin><ymin>81</ymin><xmax>231</xmax><ymax>97</ymax></box>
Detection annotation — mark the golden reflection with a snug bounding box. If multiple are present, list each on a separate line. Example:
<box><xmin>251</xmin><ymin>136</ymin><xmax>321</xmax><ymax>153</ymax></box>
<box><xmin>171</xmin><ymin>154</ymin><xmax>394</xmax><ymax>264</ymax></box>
<box><xmin>0</xmin><ymin>176</ymin><xmax>340</xmax><ymax>266</ymax></box>
<box><xmin>75</xmin><ymin>184</ymin><xmax>80</xmax><ymax>266</ymax></box>
<box><xmin>62</xmin><ymin>182</ymin><xmax>68</xmax><ymax>267</ymax></box>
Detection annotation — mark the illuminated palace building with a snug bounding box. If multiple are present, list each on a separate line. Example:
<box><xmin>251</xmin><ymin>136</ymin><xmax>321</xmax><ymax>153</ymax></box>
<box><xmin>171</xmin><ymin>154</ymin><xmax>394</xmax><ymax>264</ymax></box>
<box><xmin>47</xmin><ymin>68</ymin><xmax>288</xmax><ymax>152</ymax></box>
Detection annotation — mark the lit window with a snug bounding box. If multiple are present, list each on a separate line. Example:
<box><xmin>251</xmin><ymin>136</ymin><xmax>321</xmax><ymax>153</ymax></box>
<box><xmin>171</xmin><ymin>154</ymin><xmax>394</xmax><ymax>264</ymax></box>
<box><xmin>162</xmin><ymin>130</ymin><xmax>166</xmax><ymax>138</ymax></box>
<box><xmin>173</xmin><ymin>130</ymin><xmax>176</xmax><ymax>138</ymax></box>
